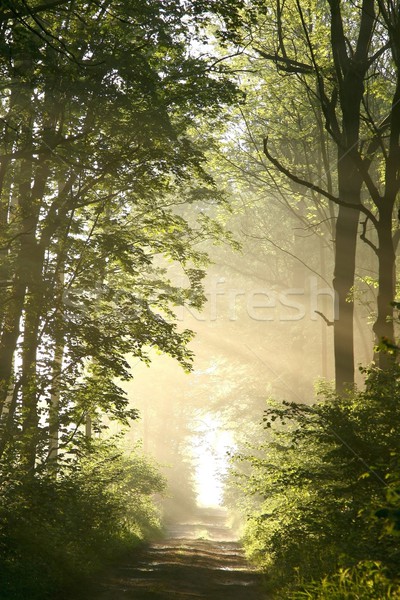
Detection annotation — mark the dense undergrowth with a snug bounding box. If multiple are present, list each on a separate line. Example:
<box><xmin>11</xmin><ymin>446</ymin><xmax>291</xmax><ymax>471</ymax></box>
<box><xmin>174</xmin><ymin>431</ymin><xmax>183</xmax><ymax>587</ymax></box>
<box><xmin>0</xmin><ymin>439</ymin><xmax>165</xmax><ymax>600</ymax></box>
<box><xmin>228</xmin><ymin>362</ymin><xmax>400</xmax><ymax>599</ymax></box>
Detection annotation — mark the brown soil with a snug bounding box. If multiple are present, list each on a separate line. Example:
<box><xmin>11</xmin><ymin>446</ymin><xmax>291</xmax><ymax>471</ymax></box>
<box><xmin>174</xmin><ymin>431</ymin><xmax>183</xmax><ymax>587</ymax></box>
<box><xmin>91</xmin><ymin>508</ymin><xmax>269</xmax><ymax>600</ymax></box>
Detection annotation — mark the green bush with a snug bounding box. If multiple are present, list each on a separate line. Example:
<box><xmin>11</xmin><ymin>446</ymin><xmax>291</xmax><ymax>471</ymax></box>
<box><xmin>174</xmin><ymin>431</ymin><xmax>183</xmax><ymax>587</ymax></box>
<box><xmin>291</xmin><ymin>561</ymin><xmax>400</xmax><ymax>599</ymax></box>
<box><xmin>228</xmin><ymin>364</ymin><xmax>400</xmax><ymax>596</ymax></box>
<box><xmin>0</xmin><ymin>440</ymin><xmax>166</xmax><ymax>600</ymax></box>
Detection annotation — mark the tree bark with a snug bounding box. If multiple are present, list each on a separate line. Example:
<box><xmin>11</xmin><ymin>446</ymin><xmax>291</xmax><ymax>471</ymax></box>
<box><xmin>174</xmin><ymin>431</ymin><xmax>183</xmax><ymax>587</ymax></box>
<box><xmin>19</xmin><ymin>157</ymin><xmax>51</xmax><ymax>471</ymax></box>
<box><xmin>332</xmin><ymin>151</ymin><xmax>363</xmax><ymax>391</ymax></box>
<box><xmin>373</xmin><ymin>211</ymin><xmax>396</xmax><ymax>354</ymax></box>
<box><xmin>372</xmin><ymin>27</ymin><xmax>400</xmax><ymax>364</ymax></box>
<box><xmin>333</xmin><ymin>205</ymin><xmax>359</xmax><ymax>391</ymax></box>
<box><xmin>328</xmin><ymin>0</ymin><xmax>374</xmax><ymax>390</ymax></box>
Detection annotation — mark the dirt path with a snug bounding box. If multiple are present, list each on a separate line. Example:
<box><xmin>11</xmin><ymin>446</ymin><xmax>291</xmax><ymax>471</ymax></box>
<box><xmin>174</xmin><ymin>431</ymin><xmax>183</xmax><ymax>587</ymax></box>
<box><xmin>91</xmin><ymin>508</ymin><xmax>268</xmax><ymax>599</ymax></box>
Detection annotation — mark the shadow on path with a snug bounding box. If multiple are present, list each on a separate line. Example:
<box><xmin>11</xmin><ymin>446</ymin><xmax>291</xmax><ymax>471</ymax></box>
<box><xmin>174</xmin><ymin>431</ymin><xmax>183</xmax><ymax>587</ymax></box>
<box><xmin>91</xmin><ymin>508</ymin><xmax>268</xmax><ymax>599</ymax></box>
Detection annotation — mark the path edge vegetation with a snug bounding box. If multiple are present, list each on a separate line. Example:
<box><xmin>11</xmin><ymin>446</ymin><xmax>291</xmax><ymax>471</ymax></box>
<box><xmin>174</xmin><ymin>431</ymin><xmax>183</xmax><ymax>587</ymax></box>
<box><xmin>226</xmin><ymin>352</ymin><xmax>400</xmax><ymax>599</ymax></box>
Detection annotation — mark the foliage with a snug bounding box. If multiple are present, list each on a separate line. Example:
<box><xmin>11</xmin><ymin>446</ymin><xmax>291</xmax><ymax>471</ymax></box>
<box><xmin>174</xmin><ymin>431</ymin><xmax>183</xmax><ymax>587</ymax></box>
<box><xmin>0</xmin><ymin>439</ymin><xmax>166</xmax><ymax>600</ymax></box>
<box><xmin>291</xmin><ymin>561</ymin><xmax>400</xmax><ymax>599</ymax></box>
<box><xmin>228</xmin><ymin>364</ymin><xmax>400</xmax><ymax>597</ymax></box>
<box><xmin>0</xmin><ymin>0</ymin><xmax>238</xmax><ymax>467</ymax></box>
<box><xmin>212</xmin><ymin>0</ymin><xmax>400</xmax><ymax>387</ymax></box>
<box><xmin>0</xmin><ymin>5</ymin><xmax>240</xmax><ymax>597</ymax></box>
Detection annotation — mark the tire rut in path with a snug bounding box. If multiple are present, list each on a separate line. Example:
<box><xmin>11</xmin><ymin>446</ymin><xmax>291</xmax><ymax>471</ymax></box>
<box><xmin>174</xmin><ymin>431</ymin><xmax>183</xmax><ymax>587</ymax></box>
<box><xmin>92</xmin><ymin>508</ymin><xmax>268</xmax><ymax>599</ymax></box>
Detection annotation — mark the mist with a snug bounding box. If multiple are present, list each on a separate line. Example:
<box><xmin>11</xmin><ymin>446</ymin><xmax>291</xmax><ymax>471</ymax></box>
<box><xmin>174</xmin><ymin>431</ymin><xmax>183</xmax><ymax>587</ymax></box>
<box><xmin>120</xmin><ymin>207</ymin><xmax>376</xmax><ymax>524</ymax></box>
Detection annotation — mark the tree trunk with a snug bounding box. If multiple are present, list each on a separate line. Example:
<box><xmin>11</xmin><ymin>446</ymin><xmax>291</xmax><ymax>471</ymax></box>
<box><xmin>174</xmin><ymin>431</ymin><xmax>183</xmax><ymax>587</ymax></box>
<box><xmin>319</xmin><ymin>237</ymin><xmax>329</xmax><ymax>379</ymax></box>
<box><xmin>48</xmin><ymin>265</ymin><xmax>65</xmax><ymax>469</ymax></box>
<box><xmin>373</xmin><ymin>211</ymin><xmax>396</xmax><ymax>366</ymax></box>
<box><xmin>85</xmin><ymin>415</ymin><xmax>92</xmax><ymax>439</ymax></box>
<box><xmin>332</xmin><ymin>154</ymin><xmax>362</xmax><ymax>391</ymax></box>
<box><xmin>333</xmin><ymin>207</ymin><xmax>359</xmax><ymax>391</ymax></box>
<box><xmin>19</xmin><ymin>159</ymin><xmax>50</xmax><ymax>471</ymax></box>
<box><xmin>20</xmin><ymin>310</ymin><xmax>40</xmax><ymax>471</ymax></box>
<box><xmin>328</xmin><ymin>0</ymin><xmax>375</xmax><ymax>391</ymax></box>
<box><xmin>372</xmin><ymin>58</ymin><xmax>400</xmax><ymax>367</ymax></box>
<box><xmin>0</xmin><ymin>156</ymin><xmax>34</xmax><ymax>441</ymax></box>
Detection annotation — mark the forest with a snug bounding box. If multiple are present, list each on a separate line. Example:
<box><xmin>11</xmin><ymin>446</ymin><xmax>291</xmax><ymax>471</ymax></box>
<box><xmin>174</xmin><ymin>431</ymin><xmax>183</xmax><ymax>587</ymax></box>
<box><xmin>0</xmin><ymin>1</ymin><xmax>399</xmax><ymax>599</ymax></box>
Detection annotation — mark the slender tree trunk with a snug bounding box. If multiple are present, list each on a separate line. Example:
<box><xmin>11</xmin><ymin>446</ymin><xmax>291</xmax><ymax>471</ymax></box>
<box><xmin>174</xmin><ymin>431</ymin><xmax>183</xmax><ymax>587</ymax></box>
<box><xmin>85</xmin><ymin>415</ymin><xmax>92</xmax><ymax>439</ymax></box>
<box><xmin>319</xmin><ymin>237</ymin><xmax>329</xmax><ymax>379</ymax></box>
<box><xmin>48</xmin><ymin>264</ymin><xmax>65</xmax><ymax>469</ymax></box>
<box><xmin>332</xmin><ymin>143</ymin><xmax>363</xmax><ymax>391</ymax></box>
<box><xmin>332</xmin><ymin>206</ymin><xmax>361</xmax><ymax>391</ymax></box>
<box><xmin>19</xmin><ymin>233</ymin><xmax>47</xmax><ymax>471</ymax></box>
<box><xmin>19</xmin><ymin>159</ymin><xmax>51</xmax><ymax>471</ymax></box>
<box><xmin>373</xmin><ymin>212</ymin><xmax>396</xmax><ymax>363</ymax></box>
<box><xmin>0</xmin><ymin>155</ymin><xmax>33</xmax><ymax>427</ymax></box>
<box><xmin>333</xmin><ymin>209</ymin><xmax>359</xmax><ymax>391</ymax></box>
<box><xmin>0</xmin><ymin>72</ymin><xmax>34</xmax><ymax>445</ymax></box>
<box><xmin>372</xmin><ymin>64</ymin><xmax>400</xmax><ymax>366</ymax></box>
<box><xmin>0</xmin><ymin>278</ymin><xmax>26</xmax><ymax>410</ymax></box>
<box><xmin>49</xmin><ymin>349</ymin><xmax>63</xmax><ymax>467</ymax></box>
<box><xmin>20</xmin><ymin>291</ymin><xmax>41</xmax><ymax>472</ymax></box>
<box><xmin>0</xmin><ymin>245</ymin><xmax>30</xmax><ymax>457</ymax></box>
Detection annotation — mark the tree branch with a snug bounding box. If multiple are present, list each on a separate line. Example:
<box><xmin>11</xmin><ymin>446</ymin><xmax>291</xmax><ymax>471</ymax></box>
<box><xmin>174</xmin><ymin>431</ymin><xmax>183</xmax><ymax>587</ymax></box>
<box><xmin>263</xmin><ymin>137</ymin><xmax>378</xmax><ymax>226</ymax></box>
<box><xmin>360</xmin><ymin>218</ymin><xmax>378</xmax><ymax>255</ymax></box>
<box><xmin>254</xmin><ymin>47</ymin><xmax>313</xmax><ymax>74</ymax></box>
<box><xmin>243</xmin><ymin>229</ymin><xmax>331</xmax><ymax>287</ymax></box>
<box><xmin>367</xmin><ymin>41</ymin><xmax>391</xmax><ymax>67</ymax></box>
<box><xmin>0</xmin><ymin>0</ymin><xmax>70</xmax><ymax>21</ymax></box>
<box><xmin>295</xmin><ymin>1</ymin><xmax>342</xmax><ymax>142</ymax></box>
<box><xmin>314</xmin><ymin>310</ymin><xmax>334</xmax><ymax>326</ymax></box>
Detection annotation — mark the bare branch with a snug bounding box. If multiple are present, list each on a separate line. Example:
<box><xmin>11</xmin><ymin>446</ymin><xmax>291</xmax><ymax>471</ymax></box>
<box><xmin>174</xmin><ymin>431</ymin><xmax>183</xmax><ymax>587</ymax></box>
<box><xmin>360</xmin><ymin>218</ymin><xmax>378</xmax><ymax>255</ymax></box>
<box><xmin>314</xmin><ymin>310</ymin><xmax>334</xmax><ymax>326</ymax></box>
<box><xmin>263</xmin><ymin>137</ymin><xmax>378</xmax><ymax>226</ymax></box>
<box><xmin>254</xmin><ymin>47</ymin><xmax>313</xmax><ymax>74</ymax></box>
<box><xmin>367</xmin><ymin>40</ymin><xmax>391</xmax><ymax>66</ymax></box>
<box><xmin>243</xmin><ymin>229</ymin><xmax>331</xmax><ymax>286</ymax></box>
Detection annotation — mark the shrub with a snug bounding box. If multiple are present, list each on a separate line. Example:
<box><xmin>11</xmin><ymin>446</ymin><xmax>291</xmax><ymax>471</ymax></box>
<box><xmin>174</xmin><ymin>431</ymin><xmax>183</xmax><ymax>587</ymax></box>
<box><xmin>291</xmin><ymin>561</ymin><xmax>400</xmax><ymax>599</ymax></box>
<box><xmin>0</xmin><ymin>440</ymin><xmax>166</xmax><ymax>600</ymax></box>
<box><xmin>228</xmin><ymin>364</ymin><xmax>400</xmax><ymax>596</ymax></box>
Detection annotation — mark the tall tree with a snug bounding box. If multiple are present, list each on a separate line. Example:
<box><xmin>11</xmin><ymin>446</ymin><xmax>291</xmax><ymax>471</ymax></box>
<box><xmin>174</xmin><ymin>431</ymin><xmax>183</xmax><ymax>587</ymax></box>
<box><xmin>0</xmin><ymin>0</ymin><xmax>237</xmax><ymax>469</ymax></box>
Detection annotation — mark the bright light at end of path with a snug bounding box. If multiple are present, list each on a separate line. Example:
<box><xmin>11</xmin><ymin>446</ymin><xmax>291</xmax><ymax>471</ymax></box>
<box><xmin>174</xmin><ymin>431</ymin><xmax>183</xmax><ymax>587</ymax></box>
<box><xmin>194</xmin><ymin>414</ymin><xmax>235</xmax><ymax>508</ymax></box>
